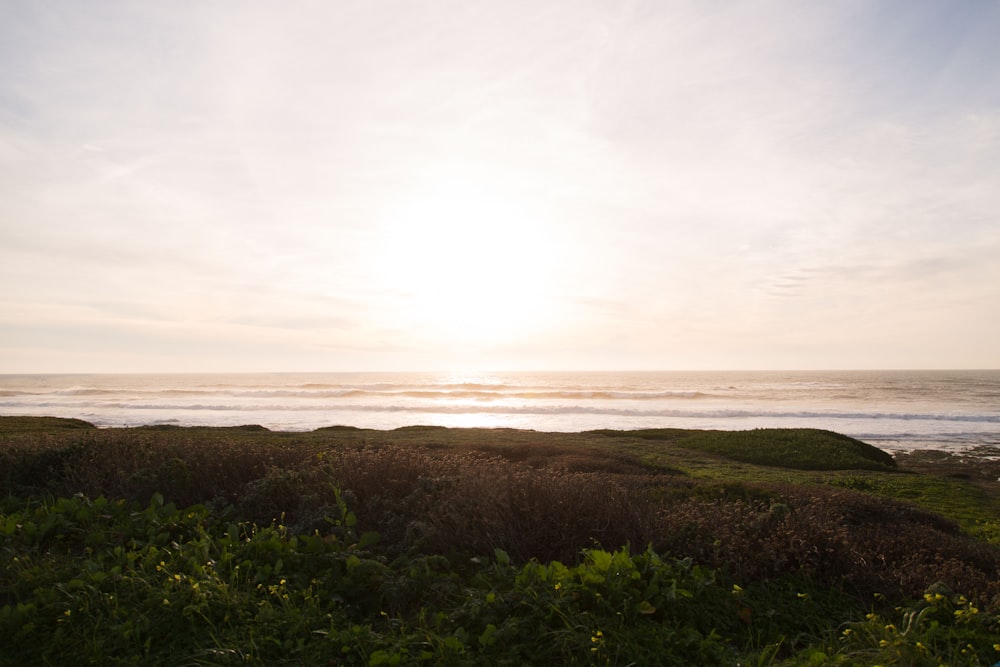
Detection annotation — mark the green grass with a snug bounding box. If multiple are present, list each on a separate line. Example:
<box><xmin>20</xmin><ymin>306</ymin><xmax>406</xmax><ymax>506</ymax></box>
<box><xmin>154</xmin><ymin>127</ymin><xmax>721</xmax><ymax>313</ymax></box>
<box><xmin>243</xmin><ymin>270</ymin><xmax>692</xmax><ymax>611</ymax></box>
<box><xmin>1</xmin><ymin>417</ymin><xmax>998</xmax><ymax>666</ymax></box>
<box><xmin>0</xmin><ymin>416</ymin><xmax>97</xmax><ymax>431</ymax></box>
<box><xmin>825</xmin><ymin>470</ymin><xmax>1000</xmax><ymax>546</ymax></box>
<box><xmin>591</xmin><ymin>427</ymin><xmax>896</xmax><ymax>470</ymax></box>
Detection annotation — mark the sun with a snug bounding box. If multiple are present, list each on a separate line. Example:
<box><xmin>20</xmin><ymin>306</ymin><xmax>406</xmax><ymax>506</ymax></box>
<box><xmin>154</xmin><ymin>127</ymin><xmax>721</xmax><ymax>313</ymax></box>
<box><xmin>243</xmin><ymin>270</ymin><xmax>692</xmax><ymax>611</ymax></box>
<box><xmin>374</xmin><ymin>163</ymin><xmax>561</xmax><ymax>347</ymax></box>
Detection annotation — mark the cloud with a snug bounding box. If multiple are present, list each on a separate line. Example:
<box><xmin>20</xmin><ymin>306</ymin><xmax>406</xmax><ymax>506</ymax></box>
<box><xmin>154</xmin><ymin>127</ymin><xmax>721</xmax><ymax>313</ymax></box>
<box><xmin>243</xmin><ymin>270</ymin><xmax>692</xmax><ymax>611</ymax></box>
<box><xmin>1</xmin><ymin>0</ymin><xmax>998</xmax><ymax>371</ymax></box>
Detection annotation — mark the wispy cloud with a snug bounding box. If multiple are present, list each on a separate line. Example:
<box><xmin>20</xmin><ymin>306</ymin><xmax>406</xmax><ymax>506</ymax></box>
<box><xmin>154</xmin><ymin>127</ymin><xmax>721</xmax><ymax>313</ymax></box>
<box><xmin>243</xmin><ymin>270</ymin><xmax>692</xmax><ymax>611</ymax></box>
<box><xmin>1</xmin><ymin>0</ymin><xmax>998</xmax><ymax>371</ymax></box>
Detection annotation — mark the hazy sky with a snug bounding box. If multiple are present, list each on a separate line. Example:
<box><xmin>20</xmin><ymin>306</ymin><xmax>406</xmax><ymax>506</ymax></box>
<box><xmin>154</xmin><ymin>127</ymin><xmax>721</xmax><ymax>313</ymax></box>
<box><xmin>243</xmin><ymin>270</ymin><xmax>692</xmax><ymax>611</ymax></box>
<box><xmin>2</xmin><ymin>0</ymin><xmax>999</xmax><ymax>373</ymax></box>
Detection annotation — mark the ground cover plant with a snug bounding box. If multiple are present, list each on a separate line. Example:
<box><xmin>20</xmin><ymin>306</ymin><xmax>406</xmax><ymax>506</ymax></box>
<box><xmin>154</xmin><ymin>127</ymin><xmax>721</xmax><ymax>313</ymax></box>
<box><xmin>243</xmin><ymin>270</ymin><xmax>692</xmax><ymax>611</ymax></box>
<box><xmin>1</xmin><ymin>417</ymin><xmax>998</xmax><ymax>665</ymax></box>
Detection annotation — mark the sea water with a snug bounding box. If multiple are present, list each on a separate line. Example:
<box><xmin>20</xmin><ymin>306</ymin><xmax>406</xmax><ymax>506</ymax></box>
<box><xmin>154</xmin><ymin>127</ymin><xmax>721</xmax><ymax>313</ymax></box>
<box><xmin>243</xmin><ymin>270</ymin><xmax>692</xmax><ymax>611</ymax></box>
<box><xmin>1</xmin><ymin>370</ymin><xmax>999</xmax><ymax>453</ymax></box>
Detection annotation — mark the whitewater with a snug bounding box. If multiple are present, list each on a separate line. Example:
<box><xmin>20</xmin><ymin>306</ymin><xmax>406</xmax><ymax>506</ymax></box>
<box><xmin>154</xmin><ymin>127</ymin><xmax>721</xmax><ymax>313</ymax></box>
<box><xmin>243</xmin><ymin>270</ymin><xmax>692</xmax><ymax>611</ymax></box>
<box><xmin>2</xmin><ymin>370</ymin><xmax>999</xmax><ymax>453</ymax></box>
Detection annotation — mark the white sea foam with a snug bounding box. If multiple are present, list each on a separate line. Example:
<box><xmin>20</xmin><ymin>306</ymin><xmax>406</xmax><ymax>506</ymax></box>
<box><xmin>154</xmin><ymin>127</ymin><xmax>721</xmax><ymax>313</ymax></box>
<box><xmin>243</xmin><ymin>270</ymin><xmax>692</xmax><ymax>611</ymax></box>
<box><xmin>2</xmin><ymin>370</ymin><xmax>999</xmax><ymax>451</ymax></box>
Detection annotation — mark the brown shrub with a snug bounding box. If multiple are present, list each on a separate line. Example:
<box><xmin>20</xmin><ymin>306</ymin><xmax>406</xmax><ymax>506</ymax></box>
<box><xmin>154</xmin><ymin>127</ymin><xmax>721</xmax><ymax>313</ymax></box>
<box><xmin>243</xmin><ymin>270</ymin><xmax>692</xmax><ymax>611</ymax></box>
<box><xmin>646</xmin><ymin>485</ymin><xmax>1000</xmax><ymax>607</ymax></box>
<box><xmin>416</xmin><ymin>465</ymin><xmax>660</xmax><ymax>562</ymax></box>
<box><xmin>4</xmin><ymin>425</ymin><xmax>997</xmax><ymax>610</ymax></box>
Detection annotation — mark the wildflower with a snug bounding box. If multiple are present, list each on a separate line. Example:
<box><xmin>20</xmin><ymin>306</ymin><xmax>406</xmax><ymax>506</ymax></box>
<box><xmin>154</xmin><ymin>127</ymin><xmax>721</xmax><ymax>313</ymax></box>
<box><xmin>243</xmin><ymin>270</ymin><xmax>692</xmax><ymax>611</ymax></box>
<box><xmin>162</xmin><ymin>598</ymin><xmax>170</xmax><ymax>606</ymax></box>
<box><xmin>879</xmin><ymin>640</ymin><xmax>889</xmax><ymax>648</ymax></box>
<box><xmin>993</xmin><ymin>643</ymin><xmax>1000</xmax><ymax>652</ymax></box>
<box><xmin>797</xmin><ymin>592</ymin><xmax>809</xmax><ymax>600</ymax></box>
<box><xmin>732</xmin><ymin>584</ymin><xmax>743</xmax><ymax>595</ymax></box>
<box><xmin>554</xmin><ymin>582</ymin><xmax>561</xmax><ymax>591</ymax></box>
<box><xmin>63</xmin><ymin>610</ymin><xmax>71</xmax><ymax>617</ymax></box>
<box><xmin>915</xmin><ymin>642</ymin><xmax>926</xmax><ymax>651</ymax></box>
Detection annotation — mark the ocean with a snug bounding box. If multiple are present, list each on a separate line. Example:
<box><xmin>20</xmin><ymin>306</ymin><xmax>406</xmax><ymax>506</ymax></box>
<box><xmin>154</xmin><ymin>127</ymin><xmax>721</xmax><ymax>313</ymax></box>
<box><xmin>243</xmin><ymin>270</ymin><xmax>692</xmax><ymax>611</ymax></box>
<box><xmin>2</xmin><ymin>370</ymin><xmax>999</xmax><ymax>453</ymax></box>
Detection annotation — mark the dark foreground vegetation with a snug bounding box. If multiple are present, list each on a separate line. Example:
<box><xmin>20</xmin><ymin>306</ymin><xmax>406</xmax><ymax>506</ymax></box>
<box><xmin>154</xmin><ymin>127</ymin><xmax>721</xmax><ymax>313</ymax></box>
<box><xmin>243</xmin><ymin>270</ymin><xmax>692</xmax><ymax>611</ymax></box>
<box><xmin>2</xmin><ymin>416</ymin><xmax>998</xmax><ymax>666</ymax></box>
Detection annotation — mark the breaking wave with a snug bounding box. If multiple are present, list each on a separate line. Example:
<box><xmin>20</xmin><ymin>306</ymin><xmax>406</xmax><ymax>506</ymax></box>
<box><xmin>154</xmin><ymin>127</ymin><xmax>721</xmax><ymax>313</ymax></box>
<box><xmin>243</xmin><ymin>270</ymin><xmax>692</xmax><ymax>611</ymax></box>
<box><xmin>38</xmin><ymin>387</ymin><xmax>715</xmax><ymax>401</ymax></box>
<box><xmin>5</xmin><ymin>398</ymin><xmax>998</xmax><ymax>425</ymax></box>
<box><xmin>3</xmin><ymin>370</ymin><xmax>999</xmax><ymax>450</ymax></box>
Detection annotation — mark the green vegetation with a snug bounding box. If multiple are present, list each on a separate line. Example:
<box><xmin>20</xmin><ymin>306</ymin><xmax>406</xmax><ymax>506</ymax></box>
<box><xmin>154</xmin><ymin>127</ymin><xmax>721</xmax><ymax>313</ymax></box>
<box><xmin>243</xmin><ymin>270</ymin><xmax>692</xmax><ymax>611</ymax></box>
<box><xmin>591</xmin><ymin>427</ymin><xmax>897</xmax><ymax>470</ymax></box>
<box><xmin>2</xmin><ymin>417</ymin><xmax>998</xmax><ymax>665</ymax></box>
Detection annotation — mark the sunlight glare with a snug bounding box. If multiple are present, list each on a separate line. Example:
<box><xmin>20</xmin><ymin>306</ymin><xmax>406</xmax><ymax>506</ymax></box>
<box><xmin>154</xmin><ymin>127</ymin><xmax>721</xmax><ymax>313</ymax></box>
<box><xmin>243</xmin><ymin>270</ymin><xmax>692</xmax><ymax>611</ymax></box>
<box><xmin>376</xmin><ymin>164</ymin><xmax>560</xmax><ymax>346</ymax></box>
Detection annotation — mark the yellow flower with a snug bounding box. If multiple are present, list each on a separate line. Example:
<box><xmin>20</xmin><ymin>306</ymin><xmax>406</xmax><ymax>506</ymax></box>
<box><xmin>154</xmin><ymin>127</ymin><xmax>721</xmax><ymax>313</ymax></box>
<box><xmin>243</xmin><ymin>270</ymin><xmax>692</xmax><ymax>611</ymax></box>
<box><xmin>554</xmin><ymin>582</ymin><xmax>561</xmax><ymax>591</ymax></box>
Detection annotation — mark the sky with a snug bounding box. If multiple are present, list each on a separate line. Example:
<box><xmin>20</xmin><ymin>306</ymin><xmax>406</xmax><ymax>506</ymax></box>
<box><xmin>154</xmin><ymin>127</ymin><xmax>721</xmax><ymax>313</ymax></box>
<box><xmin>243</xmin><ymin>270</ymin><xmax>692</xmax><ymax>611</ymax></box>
<box><xmin>1</xmin><ymin>0</ymin><xmax>999</xmax><ymax>373</ymax></box>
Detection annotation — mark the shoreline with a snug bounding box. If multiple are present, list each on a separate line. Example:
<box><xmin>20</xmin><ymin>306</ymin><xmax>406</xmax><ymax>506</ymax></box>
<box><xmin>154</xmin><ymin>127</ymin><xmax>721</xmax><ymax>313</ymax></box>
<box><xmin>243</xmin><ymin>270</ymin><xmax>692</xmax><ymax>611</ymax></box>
<box><xmin>3</xmin><ymin>370</ymin><xmax>998</xmax><ymax>447</ymax></box>
<box><xmin>4</xmin><ymin>411</ymin><xmax>1000</xmax><ymax>459</ymax></box>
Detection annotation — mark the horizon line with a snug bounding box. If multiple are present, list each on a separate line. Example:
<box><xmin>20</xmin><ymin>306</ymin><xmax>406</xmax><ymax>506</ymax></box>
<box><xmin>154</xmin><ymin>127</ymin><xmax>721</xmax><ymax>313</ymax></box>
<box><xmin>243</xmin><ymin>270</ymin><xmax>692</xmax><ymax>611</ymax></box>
<box><xmin>3</xmin><ymin>368</ymin><xmax>999</xmax><ymax>376</ymax></box>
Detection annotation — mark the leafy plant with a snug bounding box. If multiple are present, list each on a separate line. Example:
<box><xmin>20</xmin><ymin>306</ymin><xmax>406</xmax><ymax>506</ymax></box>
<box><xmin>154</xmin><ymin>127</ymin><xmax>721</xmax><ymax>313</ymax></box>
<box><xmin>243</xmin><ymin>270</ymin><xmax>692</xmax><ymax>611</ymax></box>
<box><xmin>2</xmin><ymin>418</ymin><xmax>999</xmax><ymax>665</ymax></box>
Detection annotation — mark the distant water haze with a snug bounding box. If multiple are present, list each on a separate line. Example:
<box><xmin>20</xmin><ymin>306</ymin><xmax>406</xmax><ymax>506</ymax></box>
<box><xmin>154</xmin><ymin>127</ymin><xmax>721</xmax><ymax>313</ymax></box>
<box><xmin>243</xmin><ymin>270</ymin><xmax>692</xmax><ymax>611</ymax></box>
<box><xmin>2</xmin><ymin>370</ymin><xmax>998</xmax><ymax>453</ymax></box>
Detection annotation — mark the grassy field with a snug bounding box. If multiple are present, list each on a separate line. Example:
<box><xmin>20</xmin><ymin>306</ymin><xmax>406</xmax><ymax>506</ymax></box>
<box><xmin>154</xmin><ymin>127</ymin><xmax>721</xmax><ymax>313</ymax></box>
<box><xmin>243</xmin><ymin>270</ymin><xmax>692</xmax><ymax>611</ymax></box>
<box><xmin>1</xmin><ymin>416</ymin><xmax>998</xmax><ymax>665</ymax></box>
